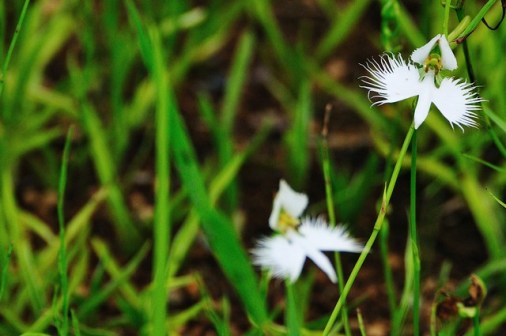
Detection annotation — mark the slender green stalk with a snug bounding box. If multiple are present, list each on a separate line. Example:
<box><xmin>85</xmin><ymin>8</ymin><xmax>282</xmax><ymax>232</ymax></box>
<box><xmin>379</xmin><ymin>220</ymin><xmax>397</xmax><ymax>318</ymax></box>
<box><xmin>410</xmin><ymin>128</ymin><xmax>420</xmax><ymax>336</ymax></box>
<box><xmin>443</xmin><ymin>0</ymin><xmax>451</xmax><ymax>36</ymax></box>
<box><xmin>285</xmin><ymin>281</ymin><xmax>300</xmax><ymax>336</ymax></box>
<box><xmin>357</xmin><ymin>308</ymin><xmax>367</xmax><ymax>336</ymax></box>
<box><xmin>150</xmin><ymin>27</ymin><xmax>171</xmax><ymax>336</ymax></box>
<box><xmin>323</xmin><ymin>127</ymin><xmax>414</xmax><ymax>335</ymax></box>
<box><xmin>456</xmin><ymin>9</ymin><xmax>506</xmax><ymax>159</ymax></box>
<box><xmin>0</xmin><ymin>0</ymin><xmax>30</xmax><ymax>104</ymax></box>
<box><xmin>321</xmin><ymin>106</ymin><xmax>351</xmax><ymax>335</ymax></box>
<box><xmin>57</xmin><ymin>127</ymin><xmax>74</xmax><ymax>335</ymax></box>
<box><xmin>473</xmin><ymin>310</ymin><xmax>480</xmax><ymax>336</ymax></box>
<box><xmin>458</xmin><ymin>0</ymin><xmax>498</xmax><ymax>39</ymax></box>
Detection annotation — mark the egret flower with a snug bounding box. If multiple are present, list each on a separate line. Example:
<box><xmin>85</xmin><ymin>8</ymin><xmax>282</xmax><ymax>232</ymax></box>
<box><xmin>252</xmin><ymin>180</ymin><xmax>363</xmax><ymax>283</ymax></box>
<box><xmin>360</xmin><ymin>34</ymin><xmax>483</xmax><ymax>130</ymax></box>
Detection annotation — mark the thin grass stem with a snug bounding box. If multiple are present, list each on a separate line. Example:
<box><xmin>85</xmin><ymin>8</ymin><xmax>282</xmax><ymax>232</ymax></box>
<box><xmin>150</xmin><ymin>27</ymin><xmax>171</xmax><ymax>335</ymax></box>
<box><xmin>443</xmin><ymin>0</ymin><xmax>451</xmax><ymax>36</ymax></box>
<box><xmin>321</xmin><ymin>106</ymin><xmax>351</xmax><ymax>336</ymax></box>
<box><xmin>57</xmin><ymin>127</ymin><xmax>74</xmax><ymax>335</ymax></box>
<box><xmin>323</xmin><ymin>126</ymin><xmax>414</xmax><ymax>335</ymax></box>
<box><xmin>0</xmin><ymin>0</ymin><xmax>30</xmax><ymax>104</ymax></box>
<box><xmin>285</xmin><ymin>281</ymin><xmax>301</xmax><ymax>336</ymax></box>
<box><xmin>410</xmin><ymin>128</ymin><xmax>420</xmax><ymax>336</ymax></box>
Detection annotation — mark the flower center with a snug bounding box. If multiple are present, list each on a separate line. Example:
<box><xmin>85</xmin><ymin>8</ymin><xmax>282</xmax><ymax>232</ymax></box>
<box><xmin>423</xmin><ymin>53</ymin><xmax>443</xmax><ymax>74</ymax></box>
<box><xmin>277</xmin><ymin>209</ymin><xmax>300</xmax><ymax>234</ymax></box>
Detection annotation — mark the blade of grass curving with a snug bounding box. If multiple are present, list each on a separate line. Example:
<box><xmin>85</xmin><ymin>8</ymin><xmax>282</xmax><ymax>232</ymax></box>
<box><xmin>219</xmin><ymin>30</ymin><xmax>255</xmax><ymax>211</ymax></box>
<box><xmin>249</xmin><ymin>0</ymin><xmax>289</xmax><ymax>66</ymax></box>
<box><xmin>127</xmin><ymin>3</ymin><xmax>268</xmax><ymax>325</ymax></box>
<box><xmin>148</xmin><ymin>26</ymin><xmax>171</xmax><ymax>336</ymax></box>
<box><xmin>71</xmin><ymin>310</ymin><xmax>81</xmax><ymax>336</ymax></box>
<box><xmin>56</xmin><ymin>127</ymin><xmax>74</xmax><ymax>335</ymax></box>
<box><xmin>170</xmin><ymin>103</ymin><xmax>268</xmax><ymax>327</ymax></box>
<box><xmin>77</xmin><ymin>239</ymin><xmax>150</xmax><ymax>319</ymax></box>
<box><xmin>286</xmin><ymin>80</ymin><xmax>311</xmax><ymax>187</ymax></box>
<box><xmin>320</xmin><ymin>107</ymin><xmax>350</xmax><ymax>335</ymax></box>
<box><xmin>462</xmin><ymin>153</ymin><xmax>506</xmax><ymax>174</ymax></box>
<box><xmin>323</xmin><ymin>127</ymin><xmax>414</xmax><ymax>335</ymax></box>
<box><xmin>168</xmin><ymin>121</ymin><xmax>272</xmax><ymax>279</ymax></box>
<box><xmin>316</xmin><ymin>0</ymin><xmax>371</xmax><ymax>60</ymax></box>
<box><xmin>0</xmin><ymin>0</ymin><xmax>30</xmax><ymax>103</ymax></box>
<box><xmin>80</xmin><ymin>103</ymin><xmax>140</xmax><ymax>247</ymax></box>
<box><xmin>90</xmin><ymin>238</ymin><xmax>143</xmax><ymax>308</ymax></box>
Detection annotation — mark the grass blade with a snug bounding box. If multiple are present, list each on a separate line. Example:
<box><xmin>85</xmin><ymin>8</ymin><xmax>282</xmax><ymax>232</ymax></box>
<box><xmin>170</xmin><ymin>103</ymin><xmax>269</xmax><ymax>327</ymax></box>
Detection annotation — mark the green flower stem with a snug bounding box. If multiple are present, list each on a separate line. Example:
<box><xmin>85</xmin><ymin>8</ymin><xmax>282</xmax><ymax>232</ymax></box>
<box><xmin>320</xmin><ymin>108</ymin><xmax>351</xmax><ymax>336</ymax></box>
<box><xmin>410</xmin><ymin>128</ymin><xmax>421</xmax><ymax>336</ymax></box>
<box><xmin>455</xmin><ymin>9</ymin><xmax>506</xmax><ymax>159</ymax></box>
<box><xmin>285</xmin><ymin>281</ymin><xmax>301</xmax><ymax>336</ymax></box>
<box><xmin>380</xmin><ymin>219</ymin><xmax>397</xmax><ymax>319</ymax></box>
<box><xmin>443</xmin><ymin>0</ymin><xmax>451</xmax><ymax>36</ymax></box>
<box><xmin>323</xmin><ymin>126</ymin><xmax>414</xmax><ymax>335</ymax></box>
<box><xmin>473</xmin><ymin>309</ymin><xmax>481</xmax><ymax>336</ymax></box>
<box><xmin>458</xmin><ymin>0</ymin><xmax>499</xmax><ymax>39</ymax></box>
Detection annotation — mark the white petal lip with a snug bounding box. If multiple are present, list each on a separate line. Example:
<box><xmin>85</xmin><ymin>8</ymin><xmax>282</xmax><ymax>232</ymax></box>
<box><xmin>360</xmin><ymin>54</ymin><xmax>421</xmax><ymax>105</ymax></box>
<box><xmin>269</xmin><ymin>179</ymin><xmax>308</xmax><ymax>230</ymax></box>
<box><xmin>438</xmin><ymin>35</ymin><xmax>458</xmax><ymax>70</ymax></box>
<box><xmin>413</xmin><ymin>73</ymin><xmax>436</xmax><ymax>129</ymax></box>
<box><xmin>410</xmin><ymin>34</ymin><xmax>441</xmax><ymax>65</ymax></box>
<box><xmin>252</xmin><ymin>218</ymin><xmax>363</xmax><ymax>283</ymax></box>
<box><xmin>432</xmin><ymin>77</ymin><xmax>482</xmax><ymax>130</ymax></box>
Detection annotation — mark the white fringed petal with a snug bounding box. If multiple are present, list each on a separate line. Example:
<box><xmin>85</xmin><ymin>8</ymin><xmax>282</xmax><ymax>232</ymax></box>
<box><xmin>411</xmin><ymin>34</ymin><xmax>441</xmax><ymax>65</ymax></box>
<box><xmin>438</xmin><ymin>35</ymin><xmax>458</xmax><ymax>70</ymax></box>
<box><xmin>252</xmin><ymin>217</ymin><xmax>363</xmax><ymax>283</ymax></box>
<box><xmin>269</xmin><ymin>180</ymin><xmax>308</xmax><ymax>230</ymax></box>
<box><xmin>298</xmin><ymin>217</ymin><xmax>363</xmax><ymax>252</ymax></box>
<box><xmin>251</xmin><ymin>235</ymin><xmax>306</xmax><ymax>282</ymax></box>
<box><xmin>432</xmin><ymin>77</ymin><xmax>482</xmax><ymax>130</ymax></box>
<box><xmin>360</xmin><ymin>54</ymin><xmax>421</xmax><ymax>105</ymax></box>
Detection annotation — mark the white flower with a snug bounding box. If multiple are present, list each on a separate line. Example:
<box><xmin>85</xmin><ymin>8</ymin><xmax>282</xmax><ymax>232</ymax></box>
<box><xmin>360</xmin><ymin>34</ymin><xmax>483</xmax><ymax>130</ymax></box>
<box><xmin>252</xmin><ymin>181</ymin><xmax>363</xmax><ymax>283</ymax></box>
<box><xmin>252</xmin><ymin>217</ymin><xmax>363</xmax><ymax>283</ymax></box>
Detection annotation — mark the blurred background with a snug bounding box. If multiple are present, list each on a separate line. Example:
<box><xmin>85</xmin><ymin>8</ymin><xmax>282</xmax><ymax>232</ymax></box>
<box><xmin>1</xmin><ymin>0</ymin><xmax>506</xmax><ymax>334</ymax></box>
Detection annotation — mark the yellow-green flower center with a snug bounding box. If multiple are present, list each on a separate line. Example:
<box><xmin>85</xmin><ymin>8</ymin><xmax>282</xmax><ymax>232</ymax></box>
<box><xmin>277</xmin><ymin>209</ymin><xmax>300</xmax><ymax>234</ymax></box>
<box><xmin>423</xmin><ymin>53</ymin><xmax>443</xmax><ymax>74</ymax></box>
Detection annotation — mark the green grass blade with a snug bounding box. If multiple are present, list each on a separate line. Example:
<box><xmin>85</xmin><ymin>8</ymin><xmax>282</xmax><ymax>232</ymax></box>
<box><xmin>286</xmin><ymin>80</ymin><xmax>311</xmax><ymax>187</ymax></box>
<box><xmin>149</xmin><ymin>26</ymin><xmax>171</xmax><ymax>336</ymax></box>
<box><xmin>77</xmin><ymin>239</ymin><xmax>150</xmax><ymax>320</ymax></box>
<box><xmin>170</xmin><ymin>103</ymin><xmax>269</xmax><ymax>327</ymax></box>
<box><xmin>80</xmin><ymin>103</ymin><xmax>140</xmax><ymax>247</ymax></box>
<box><xmin>0</xmin><ymin>0</ymin><xmax>30</xmax><ymax>103</ymax></box>
<box><xmin>168</xmin><ymin>121</ymin><xmax>271</xmax><ymax>279</ymax></box>
<box><xmin>219</xmin><ymin>30</ymin><xmax>255</xmax><ymax>210</ymax></box>
<box><xmin>56</xmin><ymin>127</ymin><xmax>74</xmax><ymax>335</ymax></box>
<box><xmin>316</xmin><ymin>0</ymin><xmax>371</xmax><ymax>60</ymax></box>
